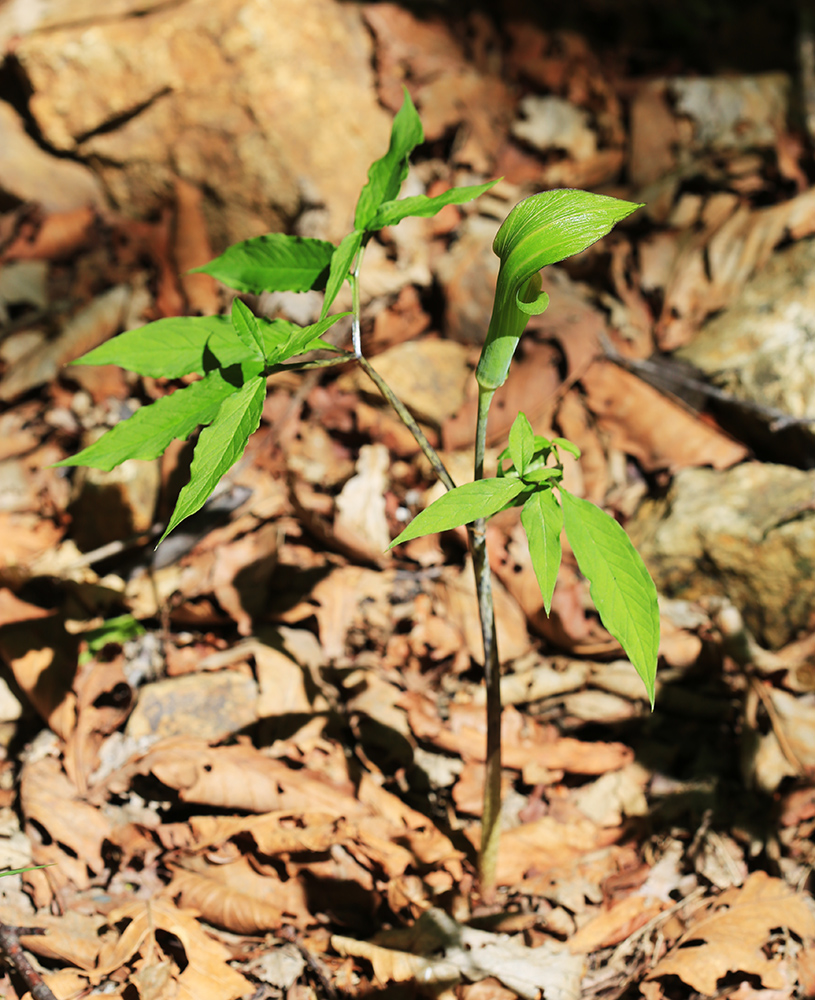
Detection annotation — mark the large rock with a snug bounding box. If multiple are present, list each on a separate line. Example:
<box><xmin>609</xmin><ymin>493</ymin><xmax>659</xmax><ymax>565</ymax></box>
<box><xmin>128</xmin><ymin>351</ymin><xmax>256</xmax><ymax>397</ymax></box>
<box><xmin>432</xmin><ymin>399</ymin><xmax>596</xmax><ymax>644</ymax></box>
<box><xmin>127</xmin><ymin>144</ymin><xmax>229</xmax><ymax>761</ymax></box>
<box><xmin>677</xmin><ymin>238</ymin><xmax>815</xmax><ymax>423</ymax></box>
<box><xmin>628</xmin><ymin>462</ymin><xmax>815</xmax><ymax>648</ymax></box>
<box><xmin>10</xmin><ymin>0</ymin><xmax>390</xmax><ymax>246</ymax></box>
<box><xmin>0</xmin><ymin>101</ymin><xmax>106</xmax><ymax>211</ymax></box>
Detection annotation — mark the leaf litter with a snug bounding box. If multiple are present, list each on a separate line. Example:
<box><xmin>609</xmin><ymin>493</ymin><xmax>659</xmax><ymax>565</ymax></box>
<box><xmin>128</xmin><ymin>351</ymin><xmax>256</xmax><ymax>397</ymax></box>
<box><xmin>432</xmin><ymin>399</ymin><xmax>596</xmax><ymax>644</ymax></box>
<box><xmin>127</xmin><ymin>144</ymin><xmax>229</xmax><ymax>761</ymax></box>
<box><xmin>1</xmin><ymin>5</ymin><xmax>815</xmax><ymax>1000</ymax></box>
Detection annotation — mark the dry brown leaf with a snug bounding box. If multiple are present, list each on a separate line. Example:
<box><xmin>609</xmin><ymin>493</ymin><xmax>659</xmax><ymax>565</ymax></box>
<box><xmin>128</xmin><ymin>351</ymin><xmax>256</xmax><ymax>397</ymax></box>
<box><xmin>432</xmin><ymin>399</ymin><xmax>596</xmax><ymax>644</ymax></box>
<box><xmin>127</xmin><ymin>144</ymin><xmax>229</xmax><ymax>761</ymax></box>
<box><xmin>64</xmin><ymin>655</ymin><xmax>132</xmax><ymax>793</ymax></box>
<box><xmin>0</xmin><ymin>589</ymin><xmax>52</xmax><ymax>627</ymax></box>
<box><xmin>648</xmin><ymin>872</ymin><xmax>815</xmax><ymax>994</ymax></box>
<box><xmin>579</xmin><ymin>361</ymin><xmax>748</xmax><ymax>472</ymax></box>
<box><xmin>187</xmin><ymin>811</ymin><xmax>342</xmax><ymax>854</ymax></box>
<box><xmin>98</xmin><ymin>896</ymin><xmax>251</xmax><ymax>1000</ymax></box>
<box><xmin>0</xmin><ymin>613</ymin><xmax>77</xmax><ymax>738</ymax></box>
<box><xmin>658</xmin><ymin>187</ymin><xmax>815</xmax><ymax>348</ymax></box>
<box><xmin>173</xmin><ymin>178</ymin><xmax>219</xmax><ymax>315</ymax></box>
<box><xmin>496</xmin><ymin>816</ymin><xmax>605</xmax><ymax>886</ymax></box>
<box><xmin>0</xmin><ymin>284</ymin><xmax>132</xmax><ymax>403</ymax></box>
<box><xmin>120</xmin><ymin>737</ymin><xmax>359</xmax><ymax>815</ymax></box>
<box><xmin>400</xmin><ymin>694</ymin><xmax>632</xmax><ymax>775</ymax></box>
<box><xmin>0</xmin><ymin>909</ymin><xmax>108</xmax><ymax>973</ymax></box>
<box><xmin>167</xmin><ymin>864</ymin><xmax>284</xmax><ymax>934</ymax></box>
<box><xmin>19</xmin><ymin>756</ymin><xmax>112</xmax><ymax>890</ymax></box>
<box><xmin>568</xmin><ymin>893</ymin><xmax>665</xmax><ymax>954</ymax></box>
<box><xmin>1</xmin><ymin>207</ymin><xmax>97</xmax><ymax>263</ymax></box>
<box><xmin>333</xmin><ymin>932</ymin><xmax>458</xmax><ymax>985</ymax></box>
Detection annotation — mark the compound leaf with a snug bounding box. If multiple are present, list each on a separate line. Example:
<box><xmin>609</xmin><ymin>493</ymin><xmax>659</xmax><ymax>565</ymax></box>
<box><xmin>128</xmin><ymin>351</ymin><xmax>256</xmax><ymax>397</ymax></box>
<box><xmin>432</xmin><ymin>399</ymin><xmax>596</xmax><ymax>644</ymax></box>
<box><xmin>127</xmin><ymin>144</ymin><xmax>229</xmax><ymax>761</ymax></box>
<box><xmin>192</xmin><ymin>233</ymin><xmax>335</xmax><ymax>294</ymax></box>
<box><xmin>390</xmin><ymin>478</ymin><xmax>526</xmax><ymax>548</ymax></box>
<box><xmin>560</xmin><ymin>489</ymin><xmax>659</xmax><ymax>705</ymax></box>
<box><xmin>54</xmin><ymin>366</ymin><xmax>258</xmax><ymax>471</ymax></box>
<box><xmin>521</xmin><ymin>489</ymin><xmax>563</xmax><ymax>615</ymax></box>
<box><xmin>354</xmin><ymin>89</ymin><xmax>423</xmax><ymax>231</ymax></box>
<box><xmin>160</xmin><ymin>376</ymin><xmax>266</xmax><ymax>543</ymax></box>
<box><xmin>371</xmin><ymin>179</ymin><xmax>500</xmax><ymax>228</ymax></box>
<box><xmin>70</xmin><ymin>316</ymin><xmax>248</xmax><ymax>379</ymax></box>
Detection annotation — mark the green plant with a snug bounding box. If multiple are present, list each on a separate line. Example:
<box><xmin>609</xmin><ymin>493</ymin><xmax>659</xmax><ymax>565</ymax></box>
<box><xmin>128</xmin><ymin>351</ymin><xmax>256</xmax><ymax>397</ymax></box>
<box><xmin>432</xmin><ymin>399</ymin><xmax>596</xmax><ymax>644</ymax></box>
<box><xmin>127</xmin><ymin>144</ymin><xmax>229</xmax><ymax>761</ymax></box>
<box><xmin>57</xmin><ymin>90</ymin><xmax>659</xmax><ymax>896</ymax></box>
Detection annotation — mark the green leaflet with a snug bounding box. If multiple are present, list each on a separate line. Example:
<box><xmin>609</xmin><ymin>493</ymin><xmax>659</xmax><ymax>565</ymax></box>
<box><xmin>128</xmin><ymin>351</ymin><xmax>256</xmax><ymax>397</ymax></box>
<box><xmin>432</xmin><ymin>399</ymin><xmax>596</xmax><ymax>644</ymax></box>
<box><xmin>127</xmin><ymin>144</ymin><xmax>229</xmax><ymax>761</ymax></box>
<box><xmin>191</xmin><ymin>233</ymin><xmax>335</xmax><ymax>294</ymax></box>
<box><xmin>1</xmin><ymin>864</ymin><xmax>53</xmax><ymax>877</ymax></box>
<box><xmin>520</xmin><ymin>488</ymin><xmax>563</xmax><ymax>616</ymax></box>
<box><xmin>70</xmin><ymin>316</ymin><xmax>244</xmax><ymax>379</ymax></box>
<box><xmin>54</xmin><ymin>365</ymin><xmax>260</xmax><ymax>471</ymax></box>
<box><xmin>354</xmin><ymin>89</ymin><xmax>424</xmax><ymax>232</ymax></box>
<box><xmin>80</xmin><ymin>613</ymin><xmax>145</xmax><ymax>665</ymax></box>
<box><xmin>231</xmin><ymin>298</ymin><xmax>266</xmax><ymax>363</ymax></box>
<box><xmin>370</xmin><ymin>179</ymin><xmax>500</xmax><ymax>229</ymax></box>
<box><xmin>264</xmin><ymin>312</ymin><xmax>347</xmax><ymax>364</ymax></box>
<box><xmin>160</xmin><ymin>376</ymin><xmax>266</xmax><ymax>543</ymax></box>
<box><xmin>476</xmin><ymin>189</ymin><xmax>642</xmax><ymax>393</ymax></box>
<box><xmin>390</xmin><ymin>478</ymin><xmax>526</xmax><ymax>548</ymax></box>
<box><xmin>70</xmin><ymin>311</ymin><xmax>346</xmax><ymax>382</ymax></box>
<box><xmin>321</xmin><ymin>230</ymin><xmax>363</xmax><ymax>319</ymax></box>
<box><xmin>508</xmin><ymin>411</ymin><xmax>534</xmax><ymax>476</ymax></box>
<box><xmin>560</xmin><ymin>489</ymin><xmax>659</xmax><ymax>706</ymax></box>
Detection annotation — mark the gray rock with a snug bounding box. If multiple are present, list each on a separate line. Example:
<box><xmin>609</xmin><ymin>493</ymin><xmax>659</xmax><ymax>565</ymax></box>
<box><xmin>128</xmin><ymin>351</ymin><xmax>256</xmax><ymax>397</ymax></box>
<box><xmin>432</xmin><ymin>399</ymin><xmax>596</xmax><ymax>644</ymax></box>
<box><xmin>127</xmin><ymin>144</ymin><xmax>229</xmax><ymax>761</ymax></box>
<box><xmin>126</xmin><ymin>669</ymin><xmax>258</xmax><ymax>741</ymax></box>
<box><xmin>628</xmin><ymin>462</ymin><xmax>815</xmax><ymax>648</ymax></box>
<box><xmin>678</xmin><ymin>238</ymin><xmax>815</xmax><ymax>424</ymax></box>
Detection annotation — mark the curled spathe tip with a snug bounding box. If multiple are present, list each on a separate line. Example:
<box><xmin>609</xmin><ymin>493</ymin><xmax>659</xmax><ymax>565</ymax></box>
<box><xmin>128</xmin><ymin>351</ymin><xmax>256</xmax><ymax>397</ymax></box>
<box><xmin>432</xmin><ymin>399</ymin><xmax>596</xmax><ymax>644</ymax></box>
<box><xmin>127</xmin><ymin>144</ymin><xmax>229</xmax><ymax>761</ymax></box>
<box><xmin>475</xmin><ymin>189</ymin><xmax>642</xmax><ymax>393</ymax></box>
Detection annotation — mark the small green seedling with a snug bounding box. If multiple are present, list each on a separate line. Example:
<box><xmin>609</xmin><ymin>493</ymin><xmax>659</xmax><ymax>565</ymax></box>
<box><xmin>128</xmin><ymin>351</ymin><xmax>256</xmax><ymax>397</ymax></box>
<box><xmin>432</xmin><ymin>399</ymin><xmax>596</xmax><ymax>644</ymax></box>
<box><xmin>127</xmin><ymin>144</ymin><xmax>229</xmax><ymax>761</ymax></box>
<box><xmin>57</xmin><ymin>89</ymin><xmax>659</xmax><ymax>895</ymax></box>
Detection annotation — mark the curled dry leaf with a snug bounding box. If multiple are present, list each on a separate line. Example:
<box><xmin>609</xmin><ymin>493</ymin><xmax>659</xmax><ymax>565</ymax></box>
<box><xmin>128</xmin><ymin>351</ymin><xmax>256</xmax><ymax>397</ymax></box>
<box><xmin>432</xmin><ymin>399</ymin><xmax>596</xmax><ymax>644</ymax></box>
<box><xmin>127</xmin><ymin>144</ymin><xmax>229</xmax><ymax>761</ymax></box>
<box><xmin>19</xmin><ymin>755</ymin><xmax>112</xmax><ymax>892</ymax></box>
<box><xmin>647</xmin><ymin>871</ymin><xmax>815</xmax><ymax>995</ymax></box>
<box><xmin>97</xmin><ymin>896</ymin><xmax>251</xmax><ymax>1000</ymax></box>
<box><xmin>168</xmin><ymin>864</ymin><xmax>285</xmax><ymax>935</ymax></box>
<box><xmin>117</xmin><ymin>736</ymin><xmax>358</xmax><ymax>814</ymax></box>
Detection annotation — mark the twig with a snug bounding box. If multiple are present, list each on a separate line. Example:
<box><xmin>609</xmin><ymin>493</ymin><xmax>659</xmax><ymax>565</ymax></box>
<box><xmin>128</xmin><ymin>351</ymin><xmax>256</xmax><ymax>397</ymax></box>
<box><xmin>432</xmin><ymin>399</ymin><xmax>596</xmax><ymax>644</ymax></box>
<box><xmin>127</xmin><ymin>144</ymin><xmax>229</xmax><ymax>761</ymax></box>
<box><xmin>598</xmin><ymin>330</ymin><xmax>815</xmax><ymax>431</ymax></box>
<box><xmin>279</xmin><ymin>925</ymin><xmax>338</xmax><ymax>1000</ymax></box>
<box><xmin>0</xmin><ymin>922</ymin><xmax>56</xmax><ymax>1000</ymax></box>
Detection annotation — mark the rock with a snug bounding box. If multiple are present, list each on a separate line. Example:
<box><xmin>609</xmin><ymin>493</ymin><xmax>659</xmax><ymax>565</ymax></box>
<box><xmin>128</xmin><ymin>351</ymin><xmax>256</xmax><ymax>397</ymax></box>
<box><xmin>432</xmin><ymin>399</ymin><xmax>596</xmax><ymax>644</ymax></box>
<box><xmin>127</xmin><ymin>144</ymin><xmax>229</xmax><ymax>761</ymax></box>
<box><xmin>512</xmin><ymin>96</ymin><xmax>597</xmax><ymax>160</ymax></box>
<box><xmin>677</xmin><ymin>238</ymin><xmax>815</xmax><ymax>424</ymax></box>
<box><xmin>68</xmin><ymin>456</ymin><xmax>161</xmax><ymax>551</ymax></box>
<box><xmin>12</xmin><ymin>0</ymin><xmax>390</xmax><ymax>246</ymax></box>
<box><xmin>0</xmin><ymin>101</ymin><xmax>106</xmax><ymax>212</ymax></box>
<box><xmin>628</xmin><ymin>462</ymin><xmax>815</xmax><ymax>648</ymax></box>
<box><xmin>670</xmin><ymin>73</ymin><xmax>789</xmax><ymax>151</ymax></box>
<box><xmin>125</xmin><ymin>669</ymin><xmax>258</xmax><ymax>741</ymax></box>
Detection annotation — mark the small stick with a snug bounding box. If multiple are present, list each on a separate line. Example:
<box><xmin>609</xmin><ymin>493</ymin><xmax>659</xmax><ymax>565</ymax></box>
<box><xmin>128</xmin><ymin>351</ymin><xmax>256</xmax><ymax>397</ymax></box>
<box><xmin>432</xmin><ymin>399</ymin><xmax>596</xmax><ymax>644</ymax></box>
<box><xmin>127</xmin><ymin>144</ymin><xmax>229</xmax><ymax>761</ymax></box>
<box><xmin>279</xmin><ymin>925</ymin><xmax>338</xmax><ymax>1000</ymax></box>
<box><xmin>0</xmin><ymin>921</ymin><xmax>56</xmax><ymax>1000</ymax></box>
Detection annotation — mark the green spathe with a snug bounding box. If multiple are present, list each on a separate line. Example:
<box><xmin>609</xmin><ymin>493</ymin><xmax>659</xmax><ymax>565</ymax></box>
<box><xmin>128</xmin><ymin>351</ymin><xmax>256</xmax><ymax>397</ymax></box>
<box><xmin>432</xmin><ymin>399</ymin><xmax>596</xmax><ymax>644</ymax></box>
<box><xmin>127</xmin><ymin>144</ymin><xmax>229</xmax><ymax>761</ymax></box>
<box><xmin>475</xmin><ymin>189</ymin><xmax>642</xmax><ymax>392</ymax></box>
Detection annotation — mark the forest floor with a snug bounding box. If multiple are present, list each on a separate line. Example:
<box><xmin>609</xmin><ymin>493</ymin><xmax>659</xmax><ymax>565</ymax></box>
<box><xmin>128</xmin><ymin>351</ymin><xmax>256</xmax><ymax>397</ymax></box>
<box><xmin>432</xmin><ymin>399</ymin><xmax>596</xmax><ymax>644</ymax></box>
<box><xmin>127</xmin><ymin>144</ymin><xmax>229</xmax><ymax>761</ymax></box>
<box><xmin>1</xmin><ymin>2</ymin><xmax>815</xmax><ymax>999</ymax></box>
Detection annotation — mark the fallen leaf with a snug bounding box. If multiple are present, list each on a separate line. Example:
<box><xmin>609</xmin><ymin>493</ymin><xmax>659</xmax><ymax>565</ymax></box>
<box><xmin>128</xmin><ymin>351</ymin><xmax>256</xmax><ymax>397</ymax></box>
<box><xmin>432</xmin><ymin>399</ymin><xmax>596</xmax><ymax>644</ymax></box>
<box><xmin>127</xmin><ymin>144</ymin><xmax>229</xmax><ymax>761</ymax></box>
<box><xmin>647</xmin><ymin>872</ymin><xmax>815</xmax><ymax>994</ymax></box>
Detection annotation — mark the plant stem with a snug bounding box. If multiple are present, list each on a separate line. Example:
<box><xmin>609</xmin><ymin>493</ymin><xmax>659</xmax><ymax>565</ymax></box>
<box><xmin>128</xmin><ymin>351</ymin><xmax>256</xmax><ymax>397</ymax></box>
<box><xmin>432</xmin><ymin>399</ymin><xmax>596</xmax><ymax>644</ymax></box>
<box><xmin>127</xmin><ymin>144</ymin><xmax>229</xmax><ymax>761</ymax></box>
<box><xmin>473</xmin><ymin>386</ymin><xmax>502</xmax><ymax>898</ymax></box>
<box><xmin>356</xmin><ymin>354</ymin><xmax>456</xmax><ymax>492</ymax></box>
<box><xmin>349</xmin><ymin>253</ymin><xmax>502</xmax><ymax>896</ymax></box>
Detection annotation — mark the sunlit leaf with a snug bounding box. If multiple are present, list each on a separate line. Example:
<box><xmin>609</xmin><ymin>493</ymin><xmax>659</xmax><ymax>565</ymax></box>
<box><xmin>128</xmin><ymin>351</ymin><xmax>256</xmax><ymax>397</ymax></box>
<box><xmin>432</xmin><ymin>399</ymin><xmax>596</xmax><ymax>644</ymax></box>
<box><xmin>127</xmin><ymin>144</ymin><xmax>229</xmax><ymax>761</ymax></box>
<box><xmin>160</xmin><ymin>376</ymin><xmax>266</xmax><ymax>542</ymax></box>
<box><xmin>390</xmin><ymin>478</ymin><xmax>526</xmax><ymax>548</ymax></box>
<box><xmin>192</xmin><ymin>233</ymin><xmax>334</xmax><ymax>294</ymax></box>
<box><xmin>521</xmin><ymin>489</ymin><xmax>563</xmax><ymax>616</ymax></box>
<box><xmin>560</xmin><ymin>489</ymin><xmax>659</xmax><ymax>705</ymax></box>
